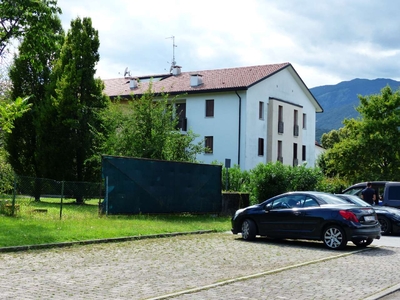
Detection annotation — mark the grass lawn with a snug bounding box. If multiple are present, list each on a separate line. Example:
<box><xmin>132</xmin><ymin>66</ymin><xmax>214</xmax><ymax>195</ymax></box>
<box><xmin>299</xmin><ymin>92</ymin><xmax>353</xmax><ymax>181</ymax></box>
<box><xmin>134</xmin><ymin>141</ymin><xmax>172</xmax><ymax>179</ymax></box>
<box><xmin>0</xmin><ymin>196</ymin><xmax>231</xmax><ymax>248</ymax></box>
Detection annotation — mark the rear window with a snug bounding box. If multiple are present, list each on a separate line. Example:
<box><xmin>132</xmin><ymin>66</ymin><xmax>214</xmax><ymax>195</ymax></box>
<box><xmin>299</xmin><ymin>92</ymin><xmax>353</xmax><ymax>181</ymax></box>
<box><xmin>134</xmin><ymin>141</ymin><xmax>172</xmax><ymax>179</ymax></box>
<box><xmin>318</xmin><ymin>194</ymin><xmax>348</xmax><ymax>204</ymax></box>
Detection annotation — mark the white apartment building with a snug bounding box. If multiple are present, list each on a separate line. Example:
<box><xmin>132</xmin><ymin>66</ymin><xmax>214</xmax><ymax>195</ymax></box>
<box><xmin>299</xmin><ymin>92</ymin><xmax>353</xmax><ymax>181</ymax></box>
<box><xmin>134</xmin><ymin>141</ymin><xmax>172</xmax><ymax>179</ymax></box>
<box><xmin>104</xmin><ymin>63</ymin><xmax>323</xmax><ymax>170</ymax></box>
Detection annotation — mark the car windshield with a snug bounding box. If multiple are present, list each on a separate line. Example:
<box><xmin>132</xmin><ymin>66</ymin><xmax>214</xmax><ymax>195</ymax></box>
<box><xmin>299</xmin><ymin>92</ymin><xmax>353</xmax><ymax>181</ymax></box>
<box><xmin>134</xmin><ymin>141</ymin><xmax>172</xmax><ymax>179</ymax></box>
<box><xmin>343</xmin><ymin>188</ymin><xmax>363</xmax><ymax>195</ymax></box>
<box><xmin>318</xmin><ymin>193</ymin><xmax>350</xmax><ymax>204</ymax></box>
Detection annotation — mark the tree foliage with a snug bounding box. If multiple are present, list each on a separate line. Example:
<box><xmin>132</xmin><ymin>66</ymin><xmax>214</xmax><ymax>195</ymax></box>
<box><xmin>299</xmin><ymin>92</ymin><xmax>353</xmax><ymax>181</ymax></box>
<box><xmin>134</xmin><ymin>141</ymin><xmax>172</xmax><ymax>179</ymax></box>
<box><xmin>0</xmin><ymin>0</ymin><xmax>61</xmax><ymax>57</ymax></box>
<box><xmin>103</xmin><ymin>85</ymin><xmax>205</xmax><ymax>162</ymax></box>
<box><xmin>42</xmin><ymin>17</ymin><xmax>109</xmax><ymax>187</ymax></box>
<box><xmin>5</xmin><ymin>6</ymin><xmax>63</xmax><ymax>181</ymax></box>
<box><xmin>319</xmin><ymin>86</ymin><xmax>400</xmax><ymax>182</ymax></box>
<box><xmin>0</xmin><ymin>96</ymin><xmax>31</xmax><ymax>135</ymax></box>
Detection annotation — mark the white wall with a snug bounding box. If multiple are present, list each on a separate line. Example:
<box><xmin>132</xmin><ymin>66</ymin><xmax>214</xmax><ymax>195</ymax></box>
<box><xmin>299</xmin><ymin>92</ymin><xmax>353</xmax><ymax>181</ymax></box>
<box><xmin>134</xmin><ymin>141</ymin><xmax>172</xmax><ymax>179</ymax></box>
<box><xmin>243</xmin><ymin>67</ymin><xmax>317</xmax><ymax>170</ymax></box>
<box><xmin>180</xmin><ymin>92</ymin><xmax>241</xmax><ymax>166</ymax></box>
<box><xmin>173</xmin><ymin>67</ymin><xmax>319</xmax><ymax>171</ymax></box>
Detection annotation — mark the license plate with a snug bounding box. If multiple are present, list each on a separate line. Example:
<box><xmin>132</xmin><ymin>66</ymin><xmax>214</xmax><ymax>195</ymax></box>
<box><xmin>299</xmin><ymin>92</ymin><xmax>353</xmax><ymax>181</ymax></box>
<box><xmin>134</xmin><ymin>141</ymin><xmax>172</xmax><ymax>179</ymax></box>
<box><xmin>364</xmin><ymin>216</ymin><xmax>375</xmax><ymax>221</ymax></box>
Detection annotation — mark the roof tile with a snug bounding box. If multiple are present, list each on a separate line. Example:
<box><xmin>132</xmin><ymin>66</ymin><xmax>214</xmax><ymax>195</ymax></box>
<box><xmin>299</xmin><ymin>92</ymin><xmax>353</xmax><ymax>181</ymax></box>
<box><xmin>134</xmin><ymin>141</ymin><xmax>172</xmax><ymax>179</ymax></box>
<box><xmin>104</xmin><ymin>63</ymin><xmax>291</xmax><ymax>97</ymax></box>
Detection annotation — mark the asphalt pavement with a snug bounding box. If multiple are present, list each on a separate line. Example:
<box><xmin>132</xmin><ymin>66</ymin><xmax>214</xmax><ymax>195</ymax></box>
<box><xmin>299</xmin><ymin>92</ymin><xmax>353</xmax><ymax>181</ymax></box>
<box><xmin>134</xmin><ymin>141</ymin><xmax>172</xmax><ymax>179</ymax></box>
<box><xmin>1</xmin><ymin>232</ymin><xmax>400</xmax><ymax>300</ymax></box>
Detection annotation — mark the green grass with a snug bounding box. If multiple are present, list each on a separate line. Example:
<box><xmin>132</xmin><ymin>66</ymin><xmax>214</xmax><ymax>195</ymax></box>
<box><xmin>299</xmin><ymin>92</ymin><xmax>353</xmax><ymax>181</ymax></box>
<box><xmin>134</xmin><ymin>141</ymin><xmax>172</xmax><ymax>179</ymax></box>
<box><xmin>0</xmin><ymin>196</ymin><xmax>231</xmax><ymax>248</ymax></box>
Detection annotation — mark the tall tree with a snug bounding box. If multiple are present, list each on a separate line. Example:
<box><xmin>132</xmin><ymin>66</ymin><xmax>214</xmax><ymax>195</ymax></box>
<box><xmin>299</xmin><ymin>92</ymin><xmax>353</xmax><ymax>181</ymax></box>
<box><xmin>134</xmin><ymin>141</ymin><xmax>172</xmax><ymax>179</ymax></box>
<box><xmin>0</xmin><ymin>0</ymin><xmax>61</xmax><ymax>57</ymax></box>
<box><xmin>5</xmin><ymin>6</ymin><xmax>63</xmax><ymax>184</ymax></box>
<box><xmin>319</xmin><ymin>86</ymin><xmax>400</xmax><ymax>182</ymax></box>
<box><xmin>103</xmin><ymin>85</ymin><xmax>205</xmax><ymax>162</ymax></box>
<box><xmin>46</xmin><ymin>17</ymin><xmax>109</xmax><ymax>195</ymax></box>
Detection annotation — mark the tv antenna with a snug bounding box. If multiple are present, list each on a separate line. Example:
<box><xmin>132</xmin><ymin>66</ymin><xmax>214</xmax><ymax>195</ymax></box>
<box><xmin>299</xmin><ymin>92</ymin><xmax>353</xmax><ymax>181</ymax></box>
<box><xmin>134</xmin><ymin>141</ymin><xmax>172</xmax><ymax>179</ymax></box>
<box><xmin>123</xmin><ymin>67</ymin><xmax>131</xmax><ymax>77</ymax></box>
<box><xmin>166</xmin><ymin>36</ymin><xmax>177</xmax><ymax>73</ymax></box>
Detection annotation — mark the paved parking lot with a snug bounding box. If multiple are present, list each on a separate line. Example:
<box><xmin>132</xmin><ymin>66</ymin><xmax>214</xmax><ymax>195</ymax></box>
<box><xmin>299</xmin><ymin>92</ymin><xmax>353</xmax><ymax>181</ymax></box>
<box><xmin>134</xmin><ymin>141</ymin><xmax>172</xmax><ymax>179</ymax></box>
<box><xmin>1</xmin><ymin>232</ymin><xmax>400</xmax><ymax>300</ymax></box>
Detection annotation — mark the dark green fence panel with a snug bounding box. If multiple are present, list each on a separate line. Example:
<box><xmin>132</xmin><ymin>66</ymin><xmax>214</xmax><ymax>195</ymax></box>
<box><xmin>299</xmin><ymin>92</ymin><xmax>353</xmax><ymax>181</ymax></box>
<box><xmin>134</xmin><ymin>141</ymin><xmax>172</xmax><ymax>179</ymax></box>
<box><xmin>102</xmin><ymin>155</ymin><xmax>222</xmax><ymax>214</ymax></box>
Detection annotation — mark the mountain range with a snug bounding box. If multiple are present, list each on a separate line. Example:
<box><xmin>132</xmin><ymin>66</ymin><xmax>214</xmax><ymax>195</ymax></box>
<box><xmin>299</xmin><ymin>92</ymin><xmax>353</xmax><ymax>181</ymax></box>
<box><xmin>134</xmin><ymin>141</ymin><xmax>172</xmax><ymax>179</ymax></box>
<box><xmin>310</xmin><ymin>78</ymin><xmax>400</xmax><ymax>142</ymax></box>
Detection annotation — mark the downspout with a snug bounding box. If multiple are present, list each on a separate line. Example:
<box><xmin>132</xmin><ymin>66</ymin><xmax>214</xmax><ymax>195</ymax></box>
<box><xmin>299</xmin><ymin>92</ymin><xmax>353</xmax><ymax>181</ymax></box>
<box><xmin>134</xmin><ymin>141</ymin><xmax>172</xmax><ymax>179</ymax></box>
<box><xmin>235</xmin><ymin>91</ymin><xmax>241</xmax><ymax>167</ymax></box>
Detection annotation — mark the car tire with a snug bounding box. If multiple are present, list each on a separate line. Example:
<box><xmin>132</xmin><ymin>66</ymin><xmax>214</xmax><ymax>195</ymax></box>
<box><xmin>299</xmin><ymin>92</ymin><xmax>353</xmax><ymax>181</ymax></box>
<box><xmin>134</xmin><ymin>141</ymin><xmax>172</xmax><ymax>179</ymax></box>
<box><xmin>378</xmin><ymin>216</ymin><xmax>391</xmax><ymax>235</ymax></box>
<box><xmin>352</xmin><ymin>238</ymin><xmax>373</xmax><ymax>247</ymax></box>
<box><xmin>322</xmin><ymin>225</ymin><xmax>347</xmax><ymax>250</ymax></box>
<box><xmin>241</xmin><ymin>219</ymin><xmax>256</xmax><ymax>241</ymax></box>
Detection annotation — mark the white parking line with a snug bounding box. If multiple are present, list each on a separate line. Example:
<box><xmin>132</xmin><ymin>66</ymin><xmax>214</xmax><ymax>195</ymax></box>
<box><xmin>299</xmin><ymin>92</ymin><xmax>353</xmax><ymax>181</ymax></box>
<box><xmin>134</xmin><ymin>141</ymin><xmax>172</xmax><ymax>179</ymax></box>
<box><xmin>145</xmin><ymin>247</ymin><xmax>374</xmax><ymax>300</ymax></box>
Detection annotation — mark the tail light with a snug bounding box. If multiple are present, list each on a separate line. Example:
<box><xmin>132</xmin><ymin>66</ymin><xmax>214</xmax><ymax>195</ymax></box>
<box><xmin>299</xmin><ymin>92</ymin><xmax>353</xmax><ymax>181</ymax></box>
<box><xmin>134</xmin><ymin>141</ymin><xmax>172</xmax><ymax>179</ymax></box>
<box><xmin>339</xmin><ymin>210</ymin><xmax>359</xmax><ymax>223</ymax></box>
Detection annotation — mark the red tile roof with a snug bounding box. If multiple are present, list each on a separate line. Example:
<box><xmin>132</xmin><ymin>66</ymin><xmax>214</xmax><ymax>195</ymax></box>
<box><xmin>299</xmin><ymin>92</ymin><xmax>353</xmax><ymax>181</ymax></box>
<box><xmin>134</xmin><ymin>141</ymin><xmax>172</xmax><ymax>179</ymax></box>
<box><xmin>103</xmin><ymin>63</ymin><xmax>292</xmax><ymax>97</ymax></box>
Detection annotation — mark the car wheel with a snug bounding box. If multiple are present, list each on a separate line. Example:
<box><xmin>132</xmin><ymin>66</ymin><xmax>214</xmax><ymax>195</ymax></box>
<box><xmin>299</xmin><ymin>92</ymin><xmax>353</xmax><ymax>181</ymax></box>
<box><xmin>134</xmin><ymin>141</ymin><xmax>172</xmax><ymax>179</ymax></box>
<box><xmin>322</xmin><ymin>225</ymin><xmax>347</xmax><ymax>250</ymax></box>
<box><xmin>378</xmin><ymin>216</ymin><xmax>391</xmax><ymax>235</ymax></box>
<box><xmin>241</xmin><ymin>219</ymin><xmax>256</xmax><ymax>241</ymax></box>
<box><xmin>352</xmin><ymin>238</ymin><xmax>373</xmax><ymax>247</ymax></box>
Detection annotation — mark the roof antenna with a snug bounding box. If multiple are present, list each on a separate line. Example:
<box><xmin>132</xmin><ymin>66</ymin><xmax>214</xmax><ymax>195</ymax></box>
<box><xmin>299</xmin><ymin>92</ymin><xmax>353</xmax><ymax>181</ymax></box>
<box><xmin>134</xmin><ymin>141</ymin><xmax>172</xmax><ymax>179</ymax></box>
<box><xmin>166</xmin><ymin>36</ymin><xmax>177</xmax><ymax>73</ymax></box>
<box><xmin>123</xmin><ymin>67</ymin><xmax>131</xmax><ymax>78</ymax></box>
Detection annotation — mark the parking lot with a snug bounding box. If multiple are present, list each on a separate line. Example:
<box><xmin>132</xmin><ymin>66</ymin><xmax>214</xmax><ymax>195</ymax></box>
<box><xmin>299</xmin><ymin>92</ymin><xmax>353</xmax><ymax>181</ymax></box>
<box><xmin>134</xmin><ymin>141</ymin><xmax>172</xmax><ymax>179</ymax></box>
<box><xmin>1</xmin><ymin>232</ymin><xmax>400</xmax><ymax>299</ymax></box>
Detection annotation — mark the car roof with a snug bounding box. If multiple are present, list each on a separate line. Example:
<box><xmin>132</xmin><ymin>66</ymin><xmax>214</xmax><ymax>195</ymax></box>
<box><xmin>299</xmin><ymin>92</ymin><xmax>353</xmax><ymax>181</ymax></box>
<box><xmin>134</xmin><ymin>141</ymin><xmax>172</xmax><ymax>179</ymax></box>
<box><xmin>349</xmin><ymin>181</ymin><xmax>389</xmax><ymax>187</ymax></box>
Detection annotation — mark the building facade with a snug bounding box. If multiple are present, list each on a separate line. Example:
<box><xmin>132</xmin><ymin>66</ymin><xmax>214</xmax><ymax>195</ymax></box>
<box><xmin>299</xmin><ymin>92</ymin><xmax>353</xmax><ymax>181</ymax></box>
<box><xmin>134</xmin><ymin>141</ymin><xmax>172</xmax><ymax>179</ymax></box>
<box><xmin>103</xmin><ymin>63</ymin><xmax>323</xmax><ymax>170</ymax></box>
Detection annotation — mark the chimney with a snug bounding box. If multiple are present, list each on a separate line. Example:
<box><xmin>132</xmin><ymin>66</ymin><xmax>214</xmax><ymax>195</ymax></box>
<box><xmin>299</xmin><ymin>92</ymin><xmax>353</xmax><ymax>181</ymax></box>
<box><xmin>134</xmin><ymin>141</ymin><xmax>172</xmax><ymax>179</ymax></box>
<box><xmin>129</xmin><ymin>78</ymin><xmax>138</xmax><ymax>90</ymax></box>
<box><xmin>190</xmin><ymin>74</ymin><xmax>203</xmax><ymax>87</ymax></box>
<box><xmin>172</xmin><ymin>66</ymin><xmax>182</xmax><ymax>76</ymax></box>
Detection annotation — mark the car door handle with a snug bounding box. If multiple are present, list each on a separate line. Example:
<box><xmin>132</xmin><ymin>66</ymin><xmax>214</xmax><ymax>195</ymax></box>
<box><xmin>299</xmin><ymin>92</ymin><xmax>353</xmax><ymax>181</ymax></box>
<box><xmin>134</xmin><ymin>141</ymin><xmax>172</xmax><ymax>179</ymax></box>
<box><xmin>293</xmin><ymin>211</ymin><xmax>302</xmax><ymax>216</ymax></box>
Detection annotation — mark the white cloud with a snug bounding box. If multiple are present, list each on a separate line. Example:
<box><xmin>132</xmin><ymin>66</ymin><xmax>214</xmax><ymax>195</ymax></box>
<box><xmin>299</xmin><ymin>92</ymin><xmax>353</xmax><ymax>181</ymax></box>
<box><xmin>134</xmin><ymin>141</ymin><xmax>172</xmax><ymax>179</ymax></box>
<box><xmin>57</xmin><ymin>0</ymin><xmax>400</xmax><ymax>88</ymax></box>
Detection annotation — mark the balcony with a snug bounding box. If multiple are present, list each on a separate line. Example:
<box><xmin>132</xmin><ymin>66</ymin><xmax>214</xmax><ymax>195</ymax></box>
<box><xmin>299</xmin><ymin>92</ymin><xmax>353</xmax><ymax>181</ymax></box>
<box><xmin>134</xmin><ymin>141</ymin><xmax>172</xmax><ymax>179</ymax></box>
<box><xmin>293</xmin><ymin>125</ymin><xmax>299</xmax><ymax>137</ymax></box>
<box><xmin>176</xmin><ymin>118</ymin><xmax>187</xmax><ymax>131</ymax></box>
<box><xmin>278</xmin><ymin>121</ymin><xmax>284</xmax><ymax>134</ymax></box>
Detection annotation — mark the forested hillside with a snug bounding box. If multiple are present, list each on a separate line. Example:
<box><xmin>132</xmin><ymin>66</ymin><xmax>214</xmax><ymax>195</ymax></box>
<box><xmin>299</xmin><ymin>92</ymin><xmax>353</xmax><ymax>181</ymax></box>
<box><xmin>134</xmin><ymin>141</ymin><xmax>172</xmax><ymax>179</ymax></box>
<box><xmin>311</xmin><ymin>78</ymin><xmax>400</xmax><ymax>142</ymax></box>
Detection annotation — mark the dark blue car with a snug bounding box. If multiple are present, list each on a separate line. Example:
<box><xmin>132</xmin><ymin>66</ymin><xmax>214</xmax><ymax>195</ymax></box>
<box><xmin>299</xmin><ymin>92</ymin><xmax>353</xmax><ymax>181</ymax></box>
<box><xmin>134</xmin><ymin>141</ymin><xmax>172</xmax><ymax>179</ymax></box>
<box><xmin>231</xmin><ymin>191</ymin><xmax>381</xmax><ymax>250</ymax></box>
<box><xmin>336</xmin><ymin>194</ymin><xmax>400</xmax><ymax>235</ymax></box>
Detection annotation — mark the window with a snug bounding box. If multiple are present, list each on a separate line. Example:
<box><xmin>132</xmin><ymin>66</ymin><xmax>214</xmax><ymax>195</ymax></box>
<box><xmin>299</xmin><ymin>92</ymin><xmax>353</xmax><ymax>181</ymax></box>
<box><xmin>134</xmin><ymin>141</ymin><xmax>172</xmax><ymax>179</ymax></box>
<box><xmin>293</xmin><ymin>110</ymin><xmax>299</xmax><ymax>136</ymax></box>
<box><xmin>302</xmin><ymin>145</ymin><xmax>306</xmax><ymax>161</ymax></box>
<box><xmin>205</xmin><ymin>136</ymin><xmax>213</xmax><ymax>153</ymax></box>
<box><xmin>302</xmin><ymin>113</ymin><xmax>307</xmax><ymax>129</ymax></box>
<box><xmin>176</xmin><ymin>103</ymin><xmax>187</xmax><ymax>131</ymax></box>
<box><xmin>258</xmin><ymin>138</ymin><xmax>264</xmax><ymax>156</ymax></box>
<box><xmin>205</xmin><ymin>100</ymin><xmax>214</xmax><ymax>117</ymax></box>
<box><xmin>293</xmin><ymin>143</ymin><xmax>298</xmax><ymax>166</ymax></box>
<box><xmin>277</xmin><ymin>140</ymin><xmax>283</xmax><ymax>162</ymax></box>
<box><xmin>259</xmin><ymin>101</ymin><xmax>264</xmax><ymax>119</ymax></box>
<box><xmin>278</xmin><ymin>105</ymin><xmax>284</xmax><ymax>133</ymax></box>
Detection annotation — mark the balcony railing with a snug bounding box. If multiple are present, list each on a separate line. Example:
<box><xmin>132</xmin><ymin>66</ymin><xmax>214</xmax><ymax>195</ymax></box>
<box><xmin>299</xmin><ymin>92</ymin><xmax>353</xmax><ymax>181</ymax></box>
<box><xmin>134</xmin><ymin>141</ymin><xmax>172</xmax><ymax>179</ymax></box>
<box><xmin>278</xmin><ymin>121</ymin><xmax>284</xmax><ymax>134</ymax></box>
<box><xmin>293</xmin><ymin>125</ymin><xmax>299</xmax><ymax>136</ymax></box>
<box><xmin>176</xmin><ymin>118</ymin><xmax>187</xmax><ymax>131</ymax></box>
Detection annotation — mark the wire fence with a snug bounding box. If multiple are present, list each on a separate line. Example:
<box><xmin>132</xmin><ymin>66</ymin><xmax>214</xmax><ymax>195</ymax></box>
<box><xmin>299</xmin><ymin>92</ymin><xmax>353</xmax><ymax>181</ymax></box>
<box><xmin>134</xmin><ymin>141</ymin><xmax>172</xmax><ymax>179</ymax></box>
<box><xmin>0</xmin><ymin>175</ymin><xmax>104</xmax><ymax>218</ymax></box>
<box><xmin>15</xmin><ymin>176</ymin><xmax>104</xmax><ymax>200</ymax></box>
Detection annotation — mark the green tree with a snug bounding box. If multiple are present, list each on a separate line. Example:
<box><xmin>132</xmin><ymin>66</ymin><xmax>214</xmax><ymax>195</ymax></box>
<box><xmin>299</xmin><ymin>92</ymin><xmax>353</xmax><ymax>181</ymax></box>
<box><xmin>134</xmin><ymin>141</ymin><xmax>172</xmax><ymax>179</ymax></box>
<box><xmin>0</xmin><ymin>96</ymin><xmax>31</xmax><ymax>136</ymax></box>
<box><xmin>103</xmin><ymin>85</ymin><xmax>205</xmax><ymax>162</ymax></box>
<box><xmin>319</xmin><ymin>86</ymin><xmax>400</xmax><ymax>182</ymax></box>
<box><xmin>5</xmin><ymin>8</ymin><xmax>63</xmax><ymax>185</ymax></box>
<box><xmin>0</xmin><ymin>0</ymin><xmax>61</xmax><ymax>57</ymax></box>
<box><xmin>44</xmin><ymin>17</ymin><xmax>109</xmax><ymax>197</ymax></box>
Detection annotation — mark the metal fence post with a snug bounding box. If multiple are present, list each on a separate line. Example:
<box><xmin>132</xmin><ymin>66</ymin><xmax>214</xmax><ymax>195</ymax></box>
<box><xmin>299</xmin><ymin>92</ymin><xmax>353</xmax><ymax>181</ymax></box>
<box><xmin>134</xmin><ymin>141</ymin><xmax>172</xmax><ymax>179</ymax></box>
<box><xmin>60</xmin><ymin>181</ymin><xmax>64</xmax><ymax>220</ymax></box>
<box><xmin>105</xmin><ymin>176</ymin><xmax>108</xmax><ymax>216</ymax></box>
<box><xmin>11</xmin><ymin>175</ymin><xmax>17</xmax><ymax>216</ymax></box>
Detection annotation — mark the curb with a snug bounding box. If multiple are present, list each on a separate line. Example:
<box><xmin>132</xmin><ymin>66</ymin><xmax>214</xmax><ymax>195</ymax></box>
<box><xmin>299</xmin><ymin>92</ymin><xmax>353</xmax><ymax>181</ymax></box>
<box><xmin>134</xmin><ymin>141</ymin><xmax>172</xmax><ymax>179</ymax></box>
<box><xmin>0</xmin><ymin>230</ymin><xmax>215</xmax><ymax>253</ymax></box>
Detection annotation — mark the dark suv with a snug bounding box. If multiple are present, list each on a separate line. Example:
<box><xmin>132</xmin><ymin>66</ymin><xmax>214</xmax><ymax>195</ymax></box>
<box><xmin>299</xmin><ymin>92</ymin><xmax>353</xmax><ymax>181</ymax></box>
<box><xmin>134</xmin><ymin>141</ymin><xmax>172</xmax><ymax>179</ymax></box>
<box><xmin>343</xmin><ymin>181</ymin><xmax>400</xmax><ymax>208</ymax></box>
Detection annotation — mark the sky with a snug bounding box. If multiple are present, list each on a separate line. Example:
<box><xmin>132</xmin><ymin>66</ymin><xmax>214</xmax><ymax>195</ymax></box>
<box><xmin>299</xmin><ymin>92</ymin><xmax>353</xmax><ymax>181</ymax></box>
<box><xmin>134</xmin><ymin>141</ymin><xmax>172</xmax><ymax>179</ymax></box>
<box><xmin>57</xmin><ymin>0</ymin><xmax>400</xmax><ymax>88</ymax></box>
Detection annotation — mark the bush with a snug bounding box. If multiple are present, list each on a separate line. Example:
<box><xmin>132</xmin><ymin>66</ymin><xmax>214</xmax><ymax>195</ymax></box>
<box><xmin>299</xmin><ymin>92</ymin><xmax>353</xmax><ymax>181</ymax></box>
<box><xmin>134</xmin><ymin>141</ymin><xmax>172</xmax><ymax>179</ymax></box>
<box><xmin>316</xmin><ymin>176</ymin><xmax>350</xmax><ymax>194</ymax></box>
<box><xmin>0</xmin><ymin>148</ymin><xmax>14</xmax><ymax>194</ymax></box>
<box><xmin>249</xmin><ymin>162</ymin><xmax>290</xmax><ymax>204</ymax></box>
<box><xmin>221</xmin><ymin>162</ymin><xmax>348</xmax><ymax>205</ymax></box>
<box><xmin>288</xmin><ymin>164</ymin><xmax>324</xmax><ymax>191</ymax></box>
<box><xmin>222</xmin><ymin>164</ymin><xmax>251</xmax><ymax>193</ymax></box>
